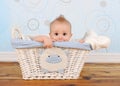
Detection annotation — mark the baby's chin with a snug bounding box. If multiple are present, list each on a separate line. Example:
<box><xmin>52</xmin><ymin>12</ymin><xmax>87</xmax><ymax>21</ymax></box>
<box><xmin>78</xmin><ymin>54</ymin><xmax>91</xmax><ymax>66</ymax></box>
<box><xmin>57</xmin><ymin>40</ymin><xmax>65</xmax><ymax>42</ymax></box>
<box><xmin>56</xmin><ymin>40</ymin><xmax>69</xmax><ymax>42</ymax></box>
<box><xmin>52</xmin><ymin>39</ymin><xmax>68</xmax><ymax>42</ymax></box>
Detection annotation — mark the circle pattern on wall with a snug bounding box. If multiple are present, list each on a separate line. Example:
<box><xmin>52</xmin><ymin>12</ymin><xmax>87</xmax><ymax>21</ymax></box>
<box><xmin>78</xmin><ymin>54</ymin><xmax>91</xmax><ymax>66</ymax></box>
<box><xmin>14</xmin><ymin>0</ymin><xmax>20</xmax><ymax>3</ymax></box>
<box><xmin>100</xmin><ymin>0</ymin><xmax>107</xmax><ymax>7</ymax></box>
<box><xmin>60</xmin><ymin>0</ymin><xmax>71</xmax><ymax>3</ymax></box>
<box><xmin>27</xmin><ymin>18</ymin><xmax>40</xmax><ymax>31</ymax></box>
<box><xmin>21</xmin><ymin>0</ymin><xmax>48</xmax><ymax>12</ymax></box>
<box><xmin>84</xmin><ymin>11</ymin><xmax>114</xmax><ymax>32</ymax></box>
<box><xmin>8</xmin><ymin>0</ymin><xmax>48</xmax><ymax>12</ymax></box>
<box><xmin>96</xmin><ymin>16</ymin><xmax>111</xmax><ymax>32</ymax></box>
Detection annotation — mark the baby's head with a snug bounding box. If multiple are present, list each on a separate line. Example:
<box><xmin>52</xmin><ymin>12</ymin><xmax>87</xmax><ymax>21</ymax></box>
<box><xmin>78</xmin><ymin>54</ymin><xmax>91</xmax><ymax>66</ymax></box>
<box><xmin>49</xmin><ymin>15</ymin><xmax>72</xmax><ymax>42</ymax></box>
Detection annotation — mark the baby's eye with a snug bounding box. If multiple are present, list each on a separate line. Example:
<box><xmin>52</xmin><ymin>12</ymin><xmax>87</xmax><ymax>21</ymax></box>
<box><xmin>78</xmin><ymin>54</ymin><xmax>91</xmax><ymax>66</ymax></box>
<box><xmin>63</xmin><ymin>33</ymin><xmax>67</xmax><ymax>36</ymax></box>
<box><xmin>55</xmin><ymin>33</ymin><xmax>58</xmax><ymax>36</ymax></box>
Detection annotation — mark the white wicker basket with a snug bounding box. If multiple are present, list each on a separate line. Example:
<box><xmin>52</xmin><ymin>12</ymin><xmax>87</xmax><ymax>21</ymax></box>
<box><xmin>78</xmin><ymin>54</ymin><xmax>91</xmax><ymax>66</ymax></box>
<box><xmin>12</xmin><ymin>28</ymin><xmax>91</xmax><ymax>79</ymax></box>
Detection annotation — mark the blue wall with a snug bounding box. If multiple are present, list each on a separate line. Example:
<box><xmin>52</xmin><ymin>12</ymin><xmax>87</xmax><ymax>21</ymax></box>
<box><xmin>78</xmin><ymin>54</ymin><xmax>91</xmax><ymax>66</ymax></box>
<box><xmin>0</xmin><ymin>0</ymin><xmax>120</xmax><ymax>53</ymax></box>
<box><xmin>0</xmin><ymin>0</ymin><xmax>11</xmax><ymax>51</ymax></box>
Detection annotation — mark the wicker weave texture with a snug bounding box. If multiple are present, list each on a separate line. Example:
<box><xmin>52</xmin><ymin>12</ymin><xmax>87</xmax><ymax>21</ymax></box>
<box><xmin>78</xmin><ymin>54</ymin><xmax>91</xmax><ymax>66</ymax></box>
<box><xmin>16</xmin><ymin>48</ymin><xmax>88</xmax><ymax>79</ymax></box>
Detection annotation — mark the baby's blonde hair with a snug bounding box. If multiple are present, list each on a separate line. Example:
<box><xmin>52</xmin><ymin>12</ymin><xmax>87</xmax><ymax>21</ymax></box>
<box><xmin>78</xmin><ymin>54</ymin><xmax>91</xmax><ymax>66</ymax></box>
<box><xmin>50</xmin><ymin>15</ymin><xmax>71</xmax><ymax>30</ymax></box>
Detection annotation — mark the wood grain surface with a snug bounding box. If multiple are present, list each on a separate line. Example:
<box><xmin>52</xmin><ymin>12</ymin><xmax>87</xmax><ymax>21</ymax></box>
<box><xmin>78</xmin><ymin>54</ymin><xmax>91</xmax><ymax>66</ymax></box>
<box><xmin>0</xmin><ymin>62</ymin><xmax>120</xmax><ymax>86</ymax></box>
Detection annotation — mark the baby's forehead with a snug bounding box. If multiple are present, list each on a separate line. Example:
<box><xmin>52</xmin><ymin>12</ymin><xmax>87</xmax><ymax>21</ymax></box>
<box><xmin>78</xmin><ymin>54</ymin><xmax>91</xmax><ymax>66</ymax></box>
<box><xmin>50</xmin><ymin>21</ymin><xmax>71</xmax><ymax>32</ymax></box>
<box><xmin>51</xmin><ymin>29</ymin><xmax>71</xmax><ymax>34</ymax></box>
<box><xmin>52</xmin><ymin>20</ymin><xmax>70</xmax><ymax>26</ymax></box>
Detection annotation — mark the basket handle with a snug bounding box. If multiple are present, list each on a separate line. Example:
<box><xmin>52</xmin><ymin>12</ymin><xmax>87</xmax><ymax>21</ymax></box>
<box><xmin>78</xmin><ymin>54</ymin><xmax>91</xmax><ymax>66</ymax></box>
<box><xmin>11</xmin><ymin>26</ymin><xmax>24</xmax><ymax>39</ymax></box>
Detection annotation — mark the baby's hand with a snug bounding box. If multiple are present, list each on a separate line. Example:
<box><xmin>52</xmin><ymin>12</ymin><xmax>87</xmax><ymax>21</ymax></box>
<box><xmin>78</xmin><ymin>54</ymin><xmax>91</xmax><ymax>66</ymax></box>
<box><xmin>79</xmin><ymin>39</ymin><xmax>85</xmax><ymax>43</ymax></box>
<box><xmin>43</xmin><ymin>38</ymin><xmax>53</xmax><ymax>48</ymax></box>
<box><xmin>32</xmin><ymin>35</ymin><xmax>53</xmax><ymax>48</ymax></box>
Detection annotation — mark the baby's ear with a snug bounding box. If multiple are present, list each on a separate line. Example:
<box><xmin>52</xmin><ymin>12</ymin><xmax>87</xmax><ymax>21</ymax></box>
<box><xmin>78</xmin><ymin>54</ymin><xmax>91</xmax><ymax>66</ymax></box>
<box><xmin>49</xmin><ymin>33</ymin><xmax>52</xmax><ymax>38</ymax></box>
<box><xmin>70</xmin><ymin>33</ymin><xmax>72</xmax><ymax>37</ymax></box>
<box><xmin>49</xmin><ymin>33</ymin><xmax>51</xmax><ymax>36</ymax></box>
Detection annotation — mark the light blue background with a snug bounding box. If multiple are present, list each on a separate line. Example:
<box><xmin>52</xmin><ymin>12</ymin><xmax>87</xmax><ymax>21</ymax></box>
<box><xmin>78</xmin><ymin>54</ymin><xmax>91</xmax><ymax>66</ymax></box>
<box><xmin>0</xmin><ymin>0</ymin><xmax>120</xmax><ymax>53</ymax></box>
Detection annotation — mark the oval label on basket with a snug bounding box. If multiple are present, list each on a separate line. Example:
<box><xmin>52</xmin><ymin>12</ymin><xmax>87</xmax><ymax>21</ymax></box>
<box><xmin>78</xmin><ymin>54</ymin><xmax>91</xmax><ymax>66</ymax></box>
<box><xmin>40</xmin><ymin>47</ymin><xmax>68</xmax><ymax>72</ymax></box>
<box><xmin>46</xmin><ymin>54</ymin><xmax>62</xmax><ymax>64</ymax></box>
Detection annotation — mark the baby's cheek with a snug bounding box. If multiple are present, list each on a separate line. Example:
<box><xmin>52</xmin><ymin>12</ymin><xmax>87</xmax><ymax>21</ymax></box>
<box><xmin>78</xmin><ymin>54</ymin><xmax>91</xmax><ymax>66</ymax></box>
<box><xmin>68</xmin><ymin>36</ymin><xmax>71</xmax><ymax>40</ymax></box>
<box><xmin>51</xmin><ymin>36</ymin><xmax>55</xmax><ymax>39</ymax></box>
<box><xmin>64</xmin><ymin>37</ymin><xmax>69</xmax><ymax>41</ymax></box>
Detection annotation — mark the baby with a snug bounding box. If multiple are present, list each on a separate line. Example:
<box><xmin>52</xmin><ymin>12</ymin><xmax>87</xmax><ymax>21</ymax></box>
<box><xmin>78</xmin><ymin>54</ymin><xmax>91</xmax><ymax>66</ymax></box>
<box><xmin>32</xmin><ymin>15</ymin><xmax>110</xmax><ymax>49</ymax></box>
<box><xmin>32</xmin><ymin>15</ymin><xmax>84</xmax><ymax>48</ymax></box>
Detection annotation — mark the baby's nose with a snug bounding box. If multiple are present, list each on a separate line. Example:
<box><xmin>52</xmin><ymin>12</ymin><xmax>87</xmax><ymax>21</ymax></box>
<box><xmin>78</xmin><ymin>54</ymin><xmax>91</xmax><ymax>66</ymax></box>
<box><xmin>59</xmin><ymin>35</ymin><xmax>63</xmax><ymax>40</ymax></box>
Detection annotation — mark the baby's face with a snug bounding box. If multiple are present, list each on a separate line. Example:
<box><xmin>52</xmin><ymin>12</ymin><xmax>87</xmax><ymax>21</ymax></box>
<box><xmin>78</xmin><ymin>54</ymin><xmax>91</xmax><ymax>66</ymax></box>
<box><xmin>50</xmin><ymin>22</ymin><xmax>72</xmax><ymax>42</ymax></box>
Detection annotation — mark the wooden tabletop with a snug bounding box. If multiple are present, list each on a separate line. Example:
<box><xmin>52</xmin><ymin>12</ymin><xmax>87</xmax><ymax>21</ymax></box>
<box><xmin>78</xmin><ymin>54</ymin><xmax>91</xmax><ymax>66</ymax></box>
<box><xmin>0</xmin><ymin>62</ymin><xmax>120</xmax><ymax>86</ymax></box>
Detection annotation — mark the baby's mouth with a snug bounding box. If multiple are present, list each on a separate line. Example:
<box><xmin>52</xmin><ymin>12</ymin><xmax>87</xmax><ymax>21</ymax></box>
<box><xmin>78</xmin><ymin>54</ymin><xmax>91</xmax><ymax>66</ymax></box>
<box><xmin>58</xmin><ymin>40</ymin><xmax>64</xmax><ymax>42</ymax></box>
<box><xmin>57</xmin><ymin>39</ymin><xmax>66</xmax><ymax>42</ymax></box>
<box><xmin>52</xmin><ymin>38</ymin><xmax>66</xmax><ymax>42</ymax></box>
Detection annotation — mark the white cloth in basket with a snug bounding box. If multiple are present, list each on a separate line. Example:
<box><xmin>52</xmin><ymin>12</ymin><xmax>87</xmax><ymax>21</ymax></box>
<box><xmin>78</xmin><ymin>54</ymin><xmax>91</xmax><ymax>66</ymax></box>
<box><xmin>83</xmin><ymin>30</ymin><xmax>111</xmax><ymax>50</ymax></box>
